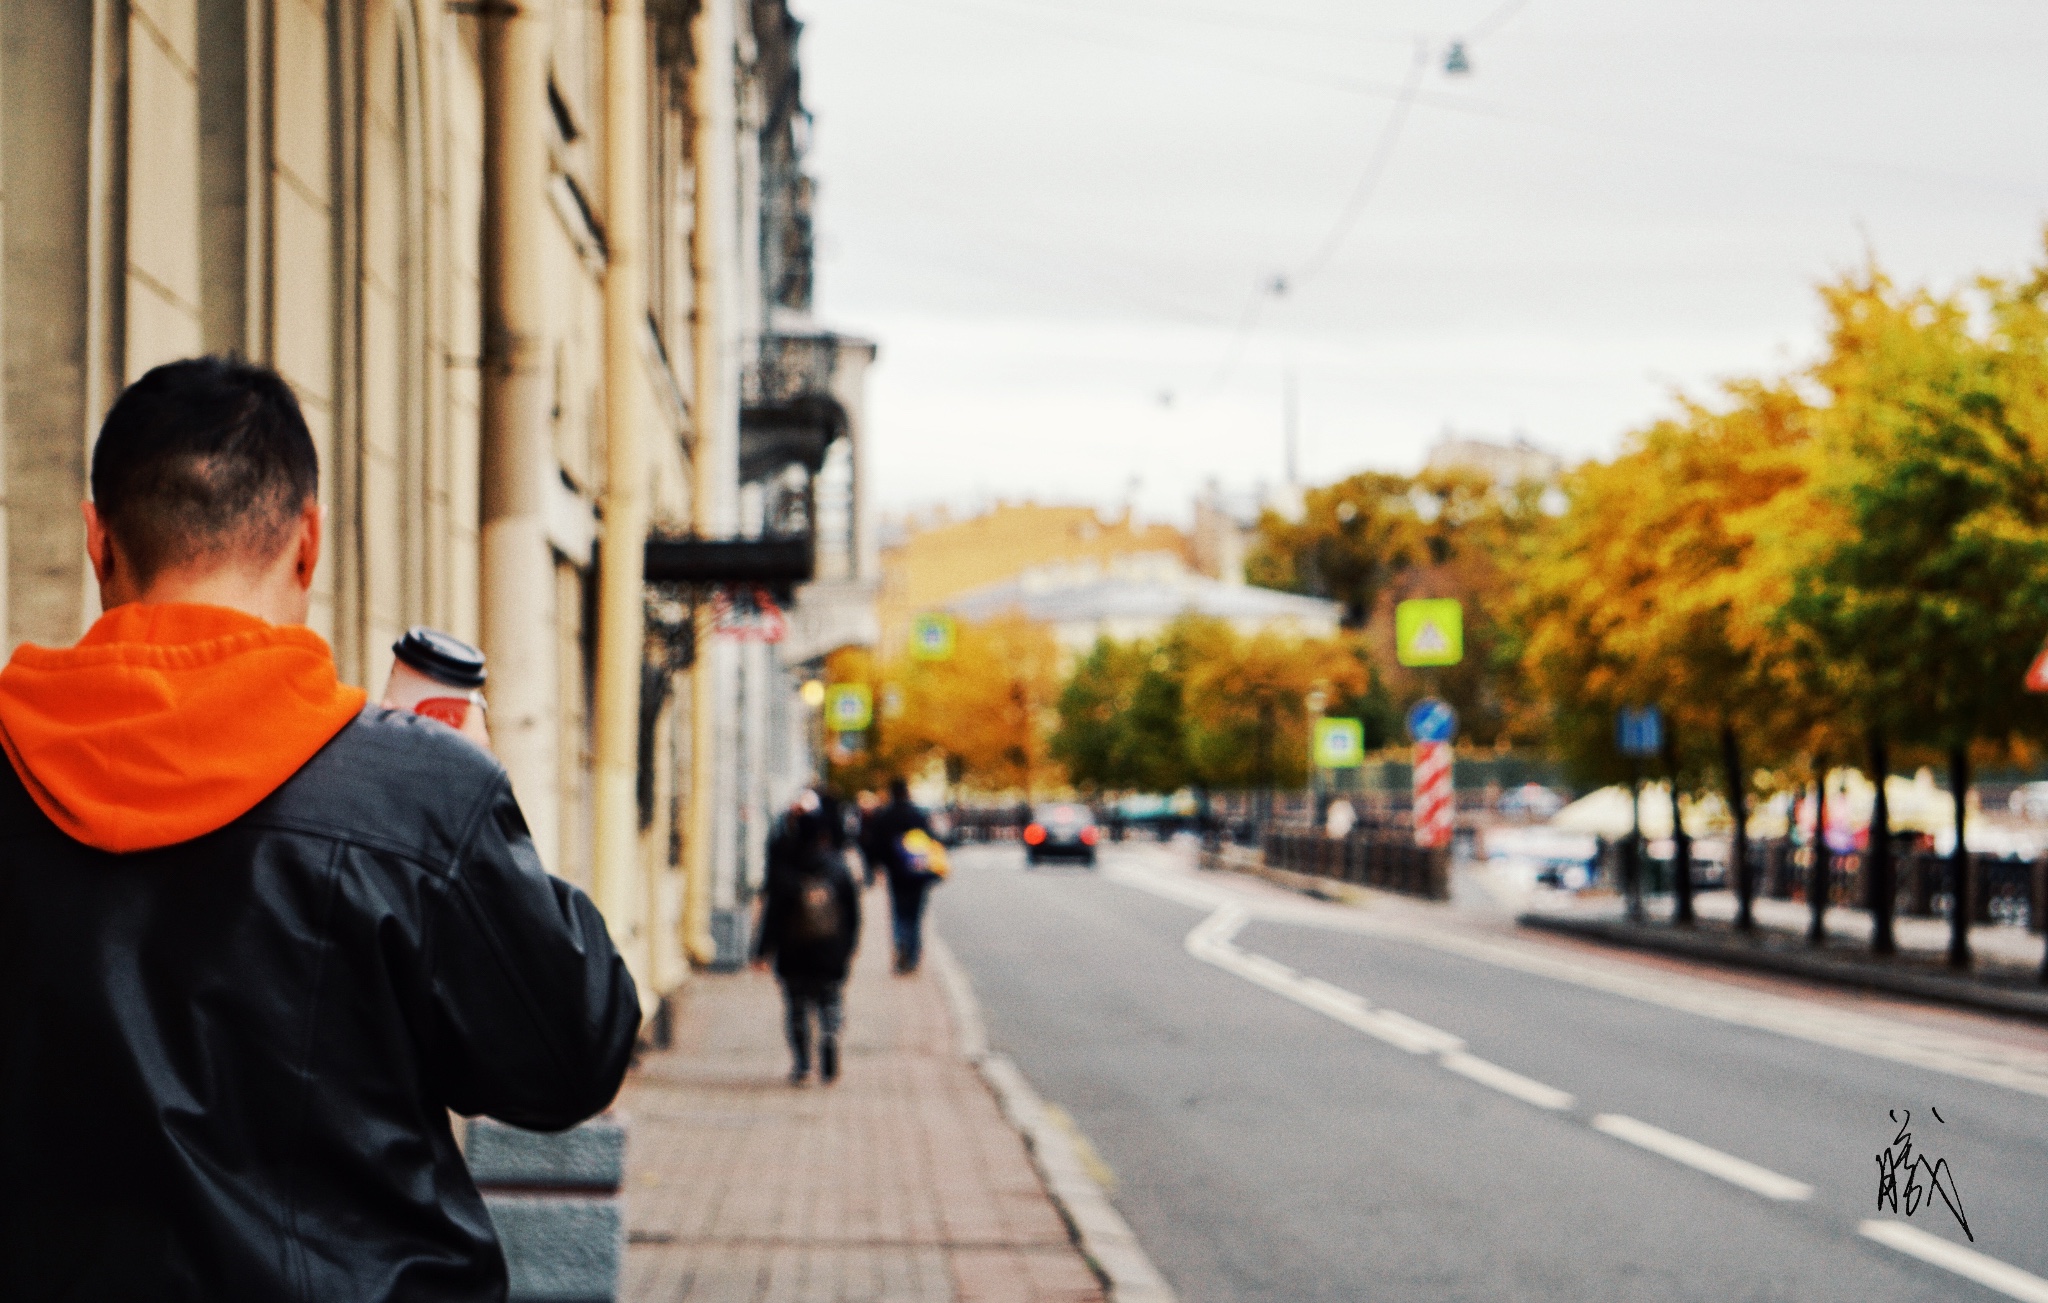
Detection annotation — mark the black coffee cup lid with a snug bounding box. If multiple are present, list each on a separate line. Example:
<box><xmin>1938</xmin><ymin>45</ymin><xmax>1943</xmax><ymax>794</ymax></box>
<box><xmin>393</xmin><ymin>627</ymin><xmax>487</xmax><ymax>689</ymax></box>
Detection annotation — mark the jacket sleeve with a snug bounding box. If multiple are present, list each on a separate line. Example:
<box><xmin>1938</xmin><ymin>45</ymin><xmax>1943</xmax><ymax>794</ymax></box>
<box><xmin>424</xmin><ymin>776</ymin><xmax>641</xmax><ymax>1131</ymax></box>
<box><xmin>754</xmin><ymin>879</ymin><xmax>784</xmax><ymax>963</ymax></box>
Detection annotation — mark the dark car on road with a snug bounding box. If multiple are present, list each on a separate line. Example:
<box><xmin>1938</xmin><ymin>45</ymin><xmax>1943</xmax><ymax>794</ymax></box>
<box><xmin>1024</xmin><ymin>803</ymin><xmax>1099</xmax><ymax>867</ymax></box>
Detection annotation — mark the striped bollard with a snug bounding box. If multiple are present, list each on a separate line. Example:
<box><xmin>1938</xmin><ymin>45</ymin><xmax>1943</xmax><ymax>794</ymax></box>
<box><xmin>1413</xmin><ymin>741</ymin><xmax>1454</xmax><ymax>849</ymax></box>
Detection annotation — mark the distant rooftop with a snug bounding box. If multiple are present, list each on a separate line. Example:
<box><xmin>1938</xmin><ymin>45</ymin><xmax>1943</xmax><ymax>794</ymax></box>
<box><xmin>948</xmin><ymin>555</ymin><xmax>1338</xmax><ymax>628</ymax></box>
<box><xmin>1425</xmin><ymin>432</ymin><xmax>1563</xmax><ymax>486</ymax></box>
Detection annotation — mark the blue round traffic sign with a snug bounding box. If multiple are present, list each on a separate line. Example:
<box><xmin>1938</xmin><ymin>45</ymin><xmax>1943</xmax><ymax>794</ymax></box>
<box><xmin>1405</xmin><ymin>697</ymin><xmax>1457</xmax><ymax>744</ymax></box>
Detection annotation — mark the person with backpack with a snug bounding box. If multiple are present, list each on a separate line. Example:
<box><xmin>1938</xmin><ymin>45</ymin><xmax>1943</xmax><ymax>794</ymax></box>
<box><xmin>754</xmin><ymin>790</ymin><xmax>862</xmax><ymax>1085</ymax></box>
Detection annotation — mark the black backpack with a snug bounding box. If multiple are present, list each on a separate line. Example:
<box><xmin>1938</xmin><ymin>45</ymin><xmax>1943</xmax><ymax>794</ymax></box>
<box><xmin>791</xmin><ymin>870</ymin><xmax>840</xmax><ymax>943</ymax></box>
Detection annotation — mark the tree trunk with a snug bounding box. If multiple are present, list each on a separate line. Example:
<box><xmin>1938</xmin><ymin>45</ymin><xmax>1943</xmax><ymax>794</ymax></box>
<box><xmin>1663</xmin><ymin>722</ymin><xmax>1693</xmax><ymax>925</ymax></box>
<box><xmin>1723</xmin><ymin>723</ymin><xmax>1753</xmax><ymax>933</ymax></box>
<box><xmin>1949</xmin><ymin>745</ymin><xmax>1972</xmax><ymax>970</ymax></box>
<box><xmin>1807</xmin><ymin>765</ymin><xmax>1831</xmax><ymax>945</ymax></box>
<box><xmin>1867</xmin><ymin>729</ymin><xmax>1895</xmax><ymax>956</ymax></box>
<box><xmin>1625</xmin><ymin>765</ymin><xmax>1645</xmax><ymax>923</ymax></box>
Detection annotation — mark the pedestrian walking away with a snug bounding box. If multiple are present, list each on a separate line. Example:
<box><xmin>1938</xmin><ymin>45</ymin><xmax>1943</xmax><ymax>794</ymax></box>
<box><xmin>754</xmin><ymin>789</ymin><xmax>862</xmax><ymax>1084</ymax></box>
<box><xmin>854</xmin><ymin>788</ymin><xmax>884</xmax><ymax>888</ymax></box>
<box><xmin>0</xmin><ymin>358</ymin><xmax>641</xmax><ymax>1303</ymax></box>
<box><xmin>871</xmin><ymin>776</ymin><xmax>941</xmax><ymax>973</ymax></box>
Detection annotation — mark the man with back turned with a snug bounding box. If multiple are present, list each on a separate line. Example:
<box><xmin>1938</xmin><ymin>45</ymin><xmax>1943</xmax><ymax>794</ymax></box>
<box><xmin>0</xmin><ymin>357</ymin><xmax>641</xmax><ymax>1302</ymax></box>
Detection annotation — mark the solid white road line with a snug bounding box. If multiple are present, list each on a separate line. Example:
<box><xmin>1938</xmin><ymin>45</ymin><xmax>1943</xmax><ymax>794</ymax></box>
<box><xmin>1188</xmin><ymin>905</ymin><xmax>1576</xmax><ymax>1107</ymax></box>
<box><xmin>1441</xmin><ymin>1052</ymin><xmax>1576</xmax><ymax>1111</ymax></box>
<box><xmin>1185</xmin><ymin>904</ymin><xmax>1469</xmax><ymax>1057</ymax></box>
<box><xmin>1860</xmin><ymin>1221</ymin><xmax>2048</xmax><ymax>1303</ymax></box>
<box><xmin>1591</xmin><ymin>1114</ymin><xmax>1814</xmax><ymax>1202</ymax></box>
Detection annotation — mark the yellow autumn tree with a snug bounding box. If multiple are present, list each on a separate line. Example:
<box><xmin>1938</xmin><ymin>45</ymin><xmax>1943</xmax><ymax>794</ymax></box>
<box><xmin>885</xmin><ymin>614</ymin><xmax>1065</xmax><ymax>800</ymax></box>
<box><xmin>1516</xmin><ymin>380</ymin><xmax>1816</xmax><ymax>921</ymax></box>
<box><xmin>1180</xmin><ymin>629</ymin><xmax>1370</xmax><ymax>790</ymax></box>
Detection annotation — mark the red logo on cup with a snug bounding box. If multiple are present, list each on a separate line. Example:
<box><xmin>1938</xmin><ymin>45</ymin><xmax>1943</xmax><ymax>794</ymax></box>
<box><xmin>415</xmin><ymin>697</ymin><xmax>471</xmax><ymax>729</ymax></box>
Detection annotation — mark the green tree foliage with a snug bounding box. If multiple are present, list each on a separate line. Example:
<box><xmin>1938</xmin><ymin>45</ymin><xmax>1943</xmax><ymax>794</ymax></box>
<box><xmin>1247</xmin><ymin>466</ymin><xmax>1550</xmax><ymax>747</ymax></box>
<box><xmin>1779</xmin><ymin>265</ymin><xmax>2048</xmax><ymax>763</ymax></box>
<box><xmin>1247</xmin><ymin>472</ymin><xmax>1417</xmax><ymax>627</ymax></box>
<box><xmin>1513</xmin><ymin>236</ymin><xmax>2048</xmax><ymax>962</ymax></box>
<box><xmin>1049</xmin><ymin>618</ymin><xmax>1368</xmax><ymax>794</ymax></box>
<box><xmin>1051</xmin><ymin>634</ymin><xmax>1195</xmax><ymax>795</ymax></box>
<box><xmin>1769</xmin><ymin>262</ymin><xmax>2048</xmax><ymax>963</ymax></box>
<box><xmin>1518</xmin><ymin>382</ymin><xmax>1813</xmax><ymax>788</ymax></box>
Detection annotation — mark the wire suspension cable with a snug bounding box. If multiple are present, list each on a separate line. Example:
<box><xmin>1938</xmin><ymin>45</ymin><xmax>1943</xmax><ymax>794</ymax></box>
<box><xmin>1210</xmin><ymin>41</ymin><xmax>1430</xmax><ymax>389</ymax></box>
<box><xmin>1291</xmin><ymin>41</ymin><xmax>1430</xmax><ymax>288</ymax></box>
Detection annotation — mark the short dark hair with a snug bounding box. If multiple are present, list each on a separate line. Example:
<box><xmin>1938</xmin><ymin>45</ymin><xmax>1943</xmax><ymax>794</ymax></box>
<box><xmin>90</xmin><ymin>357</ymin><xmax>318</xmax><ymax>584</ymax></box>
<box><xmin>889</xmin><ymin>777</ymin><xmax>911</xmax><ymax>803</ymax></box>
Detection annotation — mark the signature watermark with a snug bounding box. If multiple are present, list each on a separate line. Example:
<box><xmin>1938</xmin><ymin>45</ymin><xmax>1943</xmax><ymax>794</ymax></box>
<box><xmin>1876</xmin><ymin>1108</ymin><xmax>1970</xmax><ymax>1242</ymax></box>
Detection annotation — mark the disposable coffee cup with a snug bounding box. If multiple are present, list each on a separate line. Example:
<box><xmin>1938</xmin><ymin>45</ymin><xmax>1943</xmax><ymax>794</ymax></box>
<box><xmin>382</xmin><ymin>627</ymin><xmax>492</xmax><ymax>752</ymax></box>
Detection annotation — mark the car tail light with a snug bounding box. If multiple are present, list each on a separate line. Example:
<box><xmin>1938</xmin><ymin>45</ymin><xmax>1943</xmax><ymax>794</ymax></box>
<box><xmin>1080</xmin><ymin>826</ymin><xmax>1099</xmax><ymax>846</ymax></box>
<box><xmin>1023</xmin><ymin>824</ymin><xmax>1046</xmax><ymax>845</ymax></box>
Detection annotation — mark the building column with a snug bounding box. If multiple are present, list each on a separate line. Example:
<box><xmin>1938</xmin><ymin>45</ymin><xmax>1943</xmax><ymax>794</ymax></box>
<box><xmin>0</xmin><ymin>3</ymin><xmax>119</xmax><ymax>651</ymax></box>
<box><xmin>479</xmin><ymin>0</ymin><xmax>559</xmax><ymax>859</ymax></box>
<box><xmin>685</xmin><ymin>0</ymin><xmax>739</xmax><ymax>966</ymax></box>
<box><xmin>595</xmin><ymin>0</ymin><xmax>651</xmax><ymax>993</ymax></box>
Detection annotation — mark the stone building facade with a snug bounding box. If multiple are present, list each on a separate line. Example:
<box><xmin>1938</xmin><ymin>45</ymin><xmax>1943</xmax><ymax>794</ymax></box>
<box><xmin>0</xmin><ymin>0</ymin><xmax>872</xmax><ymax>1009</ymax></box>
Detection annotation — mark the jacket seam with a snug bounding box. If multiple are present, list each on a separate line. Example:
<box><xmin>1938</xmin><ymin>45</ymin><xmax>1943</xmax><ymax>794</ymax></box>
<box><xmin>241</xmin><ymin>767</ymin><xmax>503</xmax><ymax>878</ymax></box>
<box><xmin>278</xmin><ymin>838</ymin><xmax>348</xmax><ymax>1303</ymax></box>
<box><xmin>232</xmin><ymin>817</ymin><xmax>467</xmax><ymax>878</ymax></box>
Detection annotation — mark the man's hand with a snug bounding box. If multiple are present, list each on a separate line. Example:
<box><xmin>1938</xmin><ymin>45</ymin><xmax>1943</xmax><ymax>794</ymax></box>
<box><xmin>749</xmin><ymin>958</ymin><xmax>769</xmax><ymax>973</ymax></box>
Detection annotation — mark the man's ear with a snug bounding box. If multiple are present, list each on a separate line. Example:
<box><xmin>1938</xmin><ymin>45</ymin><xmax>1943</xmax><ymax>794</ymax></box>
<box><xmin>81</xmin><ymin>501</ymin><xmax>116</xmax><ymax>586</ymax></box>
<box><xmin>291</xmin><ymin>499</ymin><xmax>322</xmax><ymax>591</ymax></box>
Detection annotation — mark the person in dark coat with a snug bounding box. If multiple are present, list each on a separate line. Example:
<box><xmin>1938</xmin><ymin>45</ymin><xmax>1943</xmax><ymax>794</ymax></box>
<box><xmin>869</xmin><ymin>777</ymin><xmax>936</xmax><ymax>973</ymax></box>
<box><xmin>0</xmin><ymin>358</ymin><xmax>639</xmax><ymax>1303</ymax></box>
<box><xmin>754</xmin><ymin>792</ymin><xmax>862</xmax><ymax>1084</ymax></box>
<box><xmin>854</xmin><ymin>789</ymin><xmax>884</xmax><ymax>888</ymax></box>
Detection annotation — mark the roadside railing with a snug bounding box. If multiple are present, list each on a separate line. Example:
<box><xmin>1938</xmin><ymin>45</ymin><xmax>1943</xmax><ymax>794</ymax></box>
<box><xmin>1755</xmin><ymin>847</ymin><xmax>2046</xmax><ymax>932</ymax></box>
<box><xmin>1248</xmin><ymin>827</ymin><xmax>1451</xmax><ymax>901</ymax></box>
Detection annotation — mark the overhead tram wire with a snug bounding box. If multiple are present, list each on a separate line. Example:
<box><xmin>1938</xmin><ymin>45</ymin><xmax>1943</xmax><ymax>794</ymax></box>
<box><xmin>1468</xmin><ymin>0</ymin><xmax>1533</xmax><ymax>42</ymax></box>
<box><xmin>1202</xmin><ymin>0</ymin><xmax>1537</xmax><ymax>391</ymax></box>
<box><xmin>967</xmin><ymin>0</ymin><xmax>1425</xmax><ymax>46</ymax></box>
<box><xmin>1290</xmin><ymin>42</ymin><xmax>1431</xmax><ymax>288</ymax></box>
<box><xmin>1207</xmin><ymin>41</ymin><xmax>1431</xmax><ymax>392</ymax></box>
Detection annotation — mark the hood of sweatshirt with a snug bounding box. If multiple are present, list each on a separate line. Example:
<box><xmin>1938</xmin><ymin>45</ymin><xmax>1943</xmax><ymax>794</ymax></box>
<box><xmin>0</xmin><ymin>603</ymin><xmax>367</xmax><ymax>853</ymax></box>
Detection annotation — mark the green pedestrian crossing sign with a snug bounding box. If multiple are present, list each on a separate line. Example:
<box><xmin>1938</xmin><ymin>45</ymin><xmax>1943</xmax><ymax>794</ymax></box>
<box><xmin>1314</xmin><ymin>717</ymin><xmax>1365</xmax><ymax>769</ymax></box>
<box><xmin>824</xmin><ymin>684</ymin><xmax>872</xmax><ymax>733</ymax></box>
<box><xmin>1395</xmin><ymin>599</ymin><xmax>1463</xmax><ymax>667</ymax></box>
<box><xmin>910</xmin><ymin>613</ymin><xmax>956</xmax><ymax>661</ymax></box>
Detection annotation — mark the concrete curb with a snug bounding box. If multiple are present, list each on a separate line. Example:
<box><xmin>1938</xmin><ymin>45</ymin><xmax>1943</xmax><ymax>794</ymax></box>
<box><xmin>1518</xmin><ymin>913</ymin><xmax>2048</xmax><ymax>1025</ymax></box>
<box><xmin>927</xmin><ymin>933</ymin><xmax>1178</xmax><ymax>1303</ymax></box>
<box><xmin>1200</xmin><ymin>851</ymin><xmax>1379</xmax><ymax>908</ymax></box>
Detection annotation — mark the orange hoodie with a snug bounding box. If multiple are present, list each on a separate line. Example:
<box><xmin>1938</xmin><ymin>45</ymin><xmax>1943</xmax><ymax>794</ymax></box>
<box><xmin>0</xmin><ymin>603</ymin><xmax>367</xmax><ymax>853</ymax></box>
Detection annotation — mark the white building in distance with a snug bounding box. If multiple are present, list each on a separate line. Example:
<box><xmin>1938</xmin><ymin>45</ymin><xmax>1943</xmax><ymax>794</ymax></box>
<box><xmin>947</xmin><ymin>552</ymin><xmax>1341</xmax><ymax>656</ymax></box>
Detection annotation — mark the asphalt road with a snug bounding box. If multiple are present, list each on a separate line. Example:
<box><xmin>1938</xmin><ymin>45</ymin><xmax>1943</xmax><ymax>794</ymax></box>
<box><xmin>932</xmin><ymin>841</ymin><xmax>2048</xmax><ymax>1303</ymax></box>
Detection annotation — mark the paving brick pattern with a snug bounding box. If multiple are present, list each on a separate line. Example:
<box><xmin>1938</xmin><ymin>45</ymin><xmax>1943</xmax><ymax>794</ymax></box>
<box><xmin>620</xmin><ymin>894</ymin><xmax>1104</xmax><ymax>1303</ymax></box>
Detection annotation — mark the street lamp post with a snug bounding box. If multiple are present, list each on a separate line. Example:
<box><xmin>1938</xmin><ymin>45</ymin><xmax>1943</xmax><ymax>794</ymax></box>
<box><xmin>1625</xmin><ymin>760</ymin><xmax>1645</xmax><ymax>923</ymax></box>
<box><xmin>1305</xmin><ymin>687</ymin><xmax>1328</xmax><ymax>829</ymax></box>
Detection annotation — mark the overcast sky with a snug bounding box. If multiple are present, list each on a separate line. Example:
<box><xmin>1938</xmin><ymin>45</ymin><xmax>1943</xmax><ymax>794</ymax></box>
<box><xmin>795</xmin><ymin>0</ymin><xmax>2048</xmax><ymax>523</ymax></box>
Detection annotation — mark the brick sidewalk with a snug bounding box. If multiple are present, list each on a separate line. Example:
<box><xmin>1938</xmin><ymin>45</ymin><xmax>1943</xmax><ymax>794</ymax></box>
<box><xmin>619</xmin><ymin>890</ymin><xmax>1105</xmax><ymax>1303</ymax></box>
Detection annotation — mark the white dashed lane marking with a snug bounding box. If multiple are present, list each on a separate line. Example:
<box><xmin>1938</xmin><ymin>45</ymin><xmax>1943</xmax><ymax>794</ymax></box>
<box><xmin>1129</xmin><ymin>863</ymin><xmax>2048</xmax><ymax>1296</ymax></box>
<box><xmin>1860</xmin><ymin>1221</ymin><xmax>2048</xmax><ymax>1303</ymax></box>
<box><xmin>1441</xmin><ymin>1051</ymin><xmax>1576</xmax><ymax>1111</ymax></box>
<box><xmin>1591</xmin><ymin>1114</ymin><xmax>1813</xmax><ymax>1201</ymax></box>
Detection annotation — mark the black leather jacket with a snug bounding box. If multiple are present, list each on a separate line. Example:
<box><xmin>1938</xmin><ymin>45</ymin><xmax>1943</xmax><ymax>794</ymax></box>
<box><xmin>0</xmin><ymin>708</ymin><xmax>641</xmax><ymax>1302</ymax></box>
